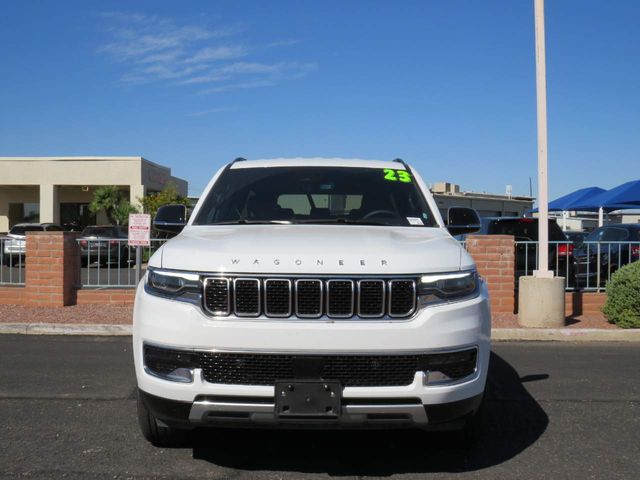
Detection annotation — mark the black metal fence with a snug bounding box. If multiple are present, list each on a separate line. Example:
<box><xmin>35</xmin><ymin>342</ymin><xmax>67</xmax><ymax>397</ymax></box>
<box><xmin>513</xmin><ymin>240</ymin><xmax>640</xmax><ymax>291</ymax></box>
<box><xmin>0</xmin><ymin>237</ymin><xmax>26</xmax><ymax>285</ymax></box>
<box><xmin>78</xmin><ymin>238</ymin><xmax>167</xmax><ymax>288</ymax></box>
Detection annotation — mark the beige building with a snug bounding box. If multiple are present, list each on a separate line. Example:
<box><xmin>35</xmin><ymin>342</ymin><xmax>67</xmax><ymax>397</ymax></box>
<box><xmin>431</xmin><ymin>182</ymin><xmax>534</xmax><ymax>218</ymax></box>
<box><xmin>0</xmin><ymin>156</ymin><xmax>187</xmax><ymax>232</ymax></box>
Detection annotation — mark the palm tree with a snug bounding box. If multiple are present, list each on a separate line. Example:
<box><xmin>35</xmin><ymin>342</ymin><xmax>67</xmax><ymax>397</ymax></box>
<box><xmin>89</xmin><ymin>186</ymin><xmax>138</xmax><ymax>225</ymax></box>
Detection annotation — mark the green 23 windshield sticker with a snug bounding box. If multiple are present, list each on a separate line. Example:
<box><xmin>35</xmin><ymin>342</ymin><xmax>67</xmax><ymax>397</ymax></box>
<box><xmin>383</xmin><ymin>169</ymin><xmax>412</xmax><ymax>183</ymax></box>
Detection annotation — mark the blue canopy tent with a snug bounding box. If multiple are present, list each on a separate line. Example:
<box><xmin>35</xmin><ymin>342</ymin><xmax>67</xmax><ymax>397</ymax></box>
<box><xmin>530</xmin><ymin>186</ymin><xmax>606</xmax><ymax>213</ymax></box>
<box><xmin>530</xmin><ymin>183</ymin><xmax>640</xmax><ymax>227</ymax></box>
<box><xmin>568</xmin><ymin>179</ymin><xmax>640</xmax><ymax>226</ymax></box>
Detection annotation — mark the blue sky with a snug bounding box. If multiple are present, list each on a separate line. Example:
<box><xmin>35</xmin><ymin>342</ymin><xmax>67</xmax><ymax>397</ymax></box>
<box><xmin>1</xmin><ymin>1</ymin><xmax>638</xmax><ymax>199</ymax></box>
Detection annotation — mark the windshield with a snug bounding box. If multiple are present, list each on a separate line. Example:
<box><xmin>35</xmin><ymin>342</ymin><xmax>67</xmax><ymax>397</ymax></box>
<box><xmin>9</xmin><ymin>225</ymin><xmax>44</xmax><ymax>235</ymax></box>
<box><xmin>585</xmin><ymin>227</ymin><xmax>634</xmax><ymax>242</ymax></box>
<box><xmin>565</xmin><ymin>231</ymin><xmax>587</xmax><ymax>242</ymax></box>
<box><xmin>194</xmin><ymin>166</ymin><xmax>438</xmax><ymax>227</ymax></box>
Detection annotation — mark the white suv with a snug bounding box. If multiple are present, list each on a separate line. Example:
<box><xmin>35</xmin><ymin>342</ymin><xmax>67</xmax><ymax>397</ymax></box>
<box><xmin>133</xmin><ymin>158</ymin><xmax>490</xmax><ymax>446</ymax></box>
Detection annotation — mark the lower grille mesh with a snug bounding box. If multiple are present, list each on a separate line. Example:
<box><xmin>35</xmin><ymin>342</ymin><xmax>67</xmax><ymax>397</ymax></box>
<box><xmin>198</xmin><ymin>349</ymin><xmax>477</xmax><ymax>387</ymax></box>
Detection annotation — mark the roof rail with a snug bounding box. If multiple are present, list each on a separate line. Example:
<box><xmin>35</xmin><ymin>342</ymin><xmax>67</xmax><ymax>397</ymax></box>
<box><xmin>231</xmin><ymin>157</ymin><xmax>247</xmax><ymax>164</ymax></box>
<box><xmin>392</xmin><ymin>158</ymin><xmax>410</xmax><ymax>169</ymax></box>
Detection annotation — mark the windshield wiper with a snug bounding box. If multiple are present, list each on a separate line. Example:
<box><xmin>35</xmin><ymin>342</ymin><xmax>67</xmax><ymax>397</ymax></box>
<box><xmin>210</xmin><ymin>219</ymin><xmax>293</xmax><ymax>225</ymax></box>
<box><xmin>210</xmin><ymin>218</ymin><xmax>391</xmax><ymax>226</ymax></box>
<box><xmin>294</xmin><ymin>218</ymin><xmax>390</xmax><ymax>226</ymax></box>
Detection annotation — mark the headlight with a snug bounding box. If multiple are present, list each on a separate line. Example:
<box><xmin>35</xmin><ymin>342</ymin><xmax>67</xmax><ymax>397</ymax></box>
<box><xmin>145</xmin><ymin>268</ymin><xmax>202</xmax><ymax>304</ymax></box>
<box><xmin>417</xmin><ymin>270</ymin><xmax>479</xmax><ymax>306</ymax></box>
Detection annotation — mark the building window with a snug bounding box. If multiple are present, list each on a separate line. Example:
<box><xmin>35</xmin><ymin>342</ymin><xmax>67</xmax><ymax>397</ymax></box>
<box><xmin>9</xmin><ymin>203</ymin><xmax>40</xmax><ymax>225</ymax></box>
<box><xmin>60</xmin><ymin>203</ymin><xmax>95</xmax><ymax>231</ymax></box>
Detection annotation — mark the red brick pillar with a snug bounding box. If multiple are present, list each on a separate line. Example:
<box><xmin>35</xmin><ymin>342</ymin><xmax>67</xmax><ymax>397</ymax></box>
<box><xmin>25</xmin><ymin>232</ymin><xmax>80</xmax><ymax>307</ymax></box>
<box><xmin>466</xmin><ymin>235</ymin><xmax>515</xmax><ymax>314</ymax></box>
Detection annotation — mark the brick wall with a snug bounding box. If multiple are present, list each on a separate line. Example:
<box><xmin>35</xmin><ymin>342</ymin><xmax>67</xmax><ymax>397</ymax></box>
<box><xmin>565</xmin><ymin>292</ymin><xmax>607</xmax><ymax>317</ymax></box>
<box><xmin>76</xmin><ymin>289</ymin><xmax>136</xmax><ymax>305</ymax></box>
<box><xmin>0</xmin><ymin>232</ymin><xmax>135</xmax><ymax>307</ymax></box>
<box><xmin>23</xmin><ymin>232</ymin><xmax>80</xmax><ymax>307</ymax></box>
<box><xmin>465</xmin><ymin>235</ymin><xmax>515</xmax><ymax>314</ymax></box>
<box><xmin>0</xmin><ymin>286</ymin><xmax>25</xmax><ymax>305</ymax></box>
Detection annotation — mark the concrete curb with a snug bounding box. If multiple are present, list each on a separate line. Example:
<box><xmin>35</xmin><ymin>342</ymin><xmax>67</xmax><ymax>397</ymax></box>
<box><xmin>0</xmin><ymin>323</ymin><xmax>132</xmax><ymax>336</ymax></box>
<box><xmin>1</xmin><ymin>323</ymin><xmax>640</xmax><ymax>341</ymax></box>
<box><xmin>491</xmin><ymin>328</ymin><xmax>640</xmax><ymax>342</ymax></box>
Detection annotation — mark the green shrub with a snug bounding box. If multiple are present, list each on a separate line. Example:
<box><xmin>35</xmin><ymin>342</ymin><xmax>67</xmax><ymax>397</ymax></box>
<box><xmin>602</xmin><ymin>261</ymin><xmax>640</xmax><ymax>328</ymax></box>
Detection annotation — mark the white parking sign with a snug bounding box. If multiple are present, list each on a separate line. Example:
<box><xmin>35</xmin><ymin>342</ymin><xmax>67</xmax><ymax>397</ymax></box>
<box><xmin>128</xmin><ymin>213</ymin><xmax>151</xmax><ymax>247</ymax></box>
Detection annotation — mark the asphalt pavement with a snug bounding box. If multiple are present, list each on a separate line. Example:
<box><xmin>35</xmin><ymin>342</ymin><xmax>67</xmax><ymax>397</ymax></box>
<box><xmin>1</xmin><ymin>336</ymin><xmax>638</xmax><ymax>479</ymax></box>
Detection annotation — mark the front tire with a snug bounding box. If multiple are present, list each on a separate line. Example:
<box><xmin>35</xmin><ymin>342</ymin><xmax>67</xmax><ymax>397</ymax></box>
<box><xmin>137</xmin><ymin>392</ymin><xmax>189</xmax><ymax>447</ymax></box>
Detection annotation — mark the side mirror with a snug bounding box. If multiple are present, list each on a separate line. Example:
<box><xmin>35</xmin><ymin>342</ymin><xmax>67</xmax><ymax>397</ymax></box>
<box><xmin>154</xmin><ymin>204</ymin><xmax>188</xmax><ymax>234</ymax></box>
<box><xmin>446</xmin><ymin>207</ymin><xmax>481</xmax><ymax>236</ymax></box>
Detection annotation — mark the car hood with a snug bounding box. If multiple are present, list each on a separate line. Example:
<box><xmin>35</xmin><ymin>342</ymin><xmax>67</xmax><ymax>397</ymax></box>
<box><xmin>153</xmin><ymin>225</ymin><xmax>473</xmax><ymax>274</ymax></box>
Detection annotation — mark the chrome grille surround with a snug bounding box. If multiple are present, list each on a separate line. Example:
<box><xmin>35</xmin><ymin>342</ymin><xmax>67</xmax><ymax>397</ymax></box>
<box><xmin>233</xmin><ymin>278</ymin><xmax>261</xmax><ymax>317</ymax></box>
<box><xmin>264</xmin><ymin>279</ymin><xmax>292</xmax><ymax>317</ymax></box>
<box><xmin>203</xmin><ymin>277</ymin><xmax>231</xmax><ymax>316</ymax></box>
<box><xmin>388</xmin><ymin>279</ymin><xmax>417</xmax><ymax>318</ymax></box>
<box><xmin>326</xmin><ymin>279</ymin><xmax>355</xmax><ymax>318</ymax></box>
<box><xmin>202</xmin><ymin>275</ymin><xmax>416</xmax><ymax>320</ymax></box>
<box><xmin>294</xmin><ymin>279</ymin><xmax>323</xmax><ymax>318</ymax></box>
<box><xmin>357</xmin><ymin>279</ymin><xmax>386</xmax><ymax>318</ymax></box>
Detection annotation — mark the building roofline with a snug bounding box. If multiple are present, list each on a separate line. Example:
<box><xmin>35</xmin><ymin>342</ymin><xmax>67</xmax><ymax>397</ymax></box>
<box><xmin>140</xmin><ymin>157</ymin><xmax>171</xmax><ymax>172</ymax></box>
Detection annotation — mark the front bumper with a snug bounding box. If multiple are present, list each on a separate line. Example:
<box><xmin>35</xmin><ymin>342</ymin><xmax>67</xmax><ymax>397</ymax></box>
<box><xmin>3</xmin><ymin>244</ymin><xmax>25</xmax><ymax>256</ymax></box>
<box><xmin>139</xmin><ymin>389</ymin><xmax>484</xmax><ymax>430</ymax></box>
<box><xmin>133</xmin><ymin>278</ymin><xmax>491</xmax><ymax>429</ymax></box>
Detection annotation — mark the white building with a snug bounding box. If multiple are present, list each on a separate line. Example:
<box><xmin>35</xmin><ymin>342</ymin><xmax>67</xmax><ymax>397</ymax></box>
<box><xmin>0</xmin><ymin>156</ymin><xmax>187</xmax><ymax>232</ymax></box>
<box><xmin>430</xmin><ymin>182</ymin><xmax>534</xmax><ymax>218</ymax></box>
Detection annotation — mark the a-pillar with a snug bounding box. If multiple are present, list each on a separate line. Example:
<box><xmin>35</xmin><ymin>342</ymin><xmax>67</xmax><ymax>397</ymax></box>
<box><xmin>39</xmin><ymin>184</ymin><xmax>60</xmax><ymax>224</ymax></box>
<box><xmin>130</xmin><ymin>184</ymin><xmax>146</xmax><ymax>211</ymax></box>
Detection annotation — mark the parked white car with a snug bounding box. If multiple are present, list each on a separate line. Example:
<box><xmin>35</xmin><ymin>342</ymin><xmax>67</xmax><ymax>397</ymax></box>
<box><xmin>133</xmin><ymin>158</ymin><xmax>490</xmax><ymax>446</ymax></box>
<box><xmin>2</xmin><ymin>223</ymin><xmax>62</xmax><ymax>265</ymax></box>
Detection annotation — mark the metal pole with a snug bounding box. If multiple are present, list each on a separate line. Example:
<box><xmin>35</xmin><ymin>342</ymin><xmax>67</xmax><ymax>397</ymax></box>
<box><xmin>534</xmin><ymin>0</ymin><xmax>552</xmax><ymax>278</ymax></box>
<box><xmin>135</xmin><ymin>245</ymin><xmax>142</xmax><ymax>284</ymax></box>
<box><xmin>598</xmin><ymin>207</ymin><xmax>604</xmax><ymax>227</ymax></box>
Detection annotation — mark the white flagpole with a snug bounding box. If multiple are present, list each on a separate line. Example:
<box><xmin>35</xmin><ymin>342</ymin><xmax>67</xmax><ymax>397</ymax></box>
<box><xmin>534</xmin><ymin>0</ymin><xmax>552</xmax><ymax>278</ymax></box>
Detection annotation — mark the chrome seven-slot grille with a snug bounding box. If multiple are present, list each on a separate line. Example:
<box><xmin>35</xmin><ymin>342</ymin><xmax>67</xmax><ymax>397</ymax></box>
<box><xmin>203</xmin><ymin>277</ymin><xmax>416</xmax><ymax>319</ymax></box>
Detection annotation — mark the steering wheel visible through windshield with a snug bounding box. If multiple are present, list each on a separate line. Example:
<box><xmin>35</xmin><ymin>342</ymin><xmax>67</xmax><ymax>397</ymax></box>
<box><xmin>193</xmin><ymin>166</ymin><xmax>438</xmax><ymax>227</ymax></box>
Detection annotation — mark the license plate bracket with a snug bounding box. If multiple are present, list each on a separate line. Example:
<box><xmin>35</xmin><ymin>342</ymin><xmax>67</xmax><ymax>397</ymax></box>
<box><xmin>275</xmin><ymin>380</ymin><xmax>341</xmax><ymax>417</ymax></box>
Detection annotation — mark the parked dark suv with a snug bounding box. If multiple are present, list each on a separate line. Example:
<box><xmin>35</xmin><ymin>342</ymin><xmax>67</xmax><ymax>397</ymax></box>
<box><xmin>78</xmin><ymin>226</ymin><xmax>135</xmax><ymax>267</ymax></box>
<box><xmin>573</xmin><ymin>224</ymin><xmax>640</xmax><ymax>288</ymax></box>
<box><xmin>472</xmin><ymin>217</ymin><xmax>573</xmax><ymax>279</ymax></box>
<box><xmin>565</xmin><ymin>230</ymin><xmax>589</xmax><ymax>247</ymax></box>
